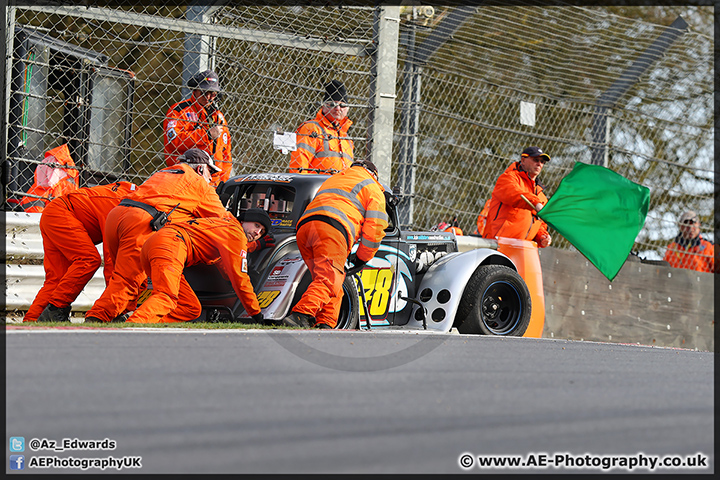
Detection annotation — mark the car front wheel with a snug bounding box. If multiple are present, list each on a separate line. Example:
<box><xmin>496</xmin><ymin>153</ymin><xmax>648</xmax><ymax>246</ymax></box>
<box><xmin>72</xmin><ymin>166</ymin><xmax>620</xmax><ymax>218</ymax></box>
<box><xmin>456</xmin><ymin>264</ymin><xmax>531</xmax><ymax>336</ymax></box>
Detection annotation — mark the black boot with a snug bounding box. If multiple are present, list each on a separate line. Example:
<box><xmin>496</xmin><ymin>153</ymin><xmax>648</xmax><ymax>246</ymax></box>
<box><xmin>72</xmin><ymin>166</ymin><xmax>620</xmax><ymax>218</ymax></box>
<box><xmin>111</xmin><ymin>312</ymin><xmax>131</xmax><ymax>323</ymax></box>
<box><xmin>281</xmin><ymin>311</ymin><xmax>314</xmax><ymax>328</ymax></box>
<box><xmin>37</xmin><ymin>304</ymin><xmax>71</xmax><ymax>323</ymax></box>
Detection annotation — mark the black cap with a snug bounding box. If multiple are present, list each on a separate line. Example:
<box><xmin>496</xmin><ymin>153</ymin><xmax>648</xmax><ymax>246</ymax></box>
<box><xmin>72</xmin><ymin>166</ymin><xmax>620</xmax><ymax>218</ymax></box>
<box><xmin>188</xmin><ymin>69</ymin><xmax>221</xmax><ymax>92</ymax></box>
<box><xmin>181</xmin><ymin>148</ymin><xmax>222</xmax><ymax>172</ymax></box>
<box><xmin>323</xmin><ymin>80</ymin><xmax>347</xmax><ymax>103</ymax></box>
<box><xmin>351</xmin><ymin>160</ymin><xmax>378</xmax><ymax>180</ymax></box>
<box><xmin>521</xmin><ymin>146</ymin><xmax>551</xmax><ymax>162</ymax></box>
<box><xmin>239</xmin><ymin>208</ymin><xmax>272</xmax><ymax>235</ymax></box>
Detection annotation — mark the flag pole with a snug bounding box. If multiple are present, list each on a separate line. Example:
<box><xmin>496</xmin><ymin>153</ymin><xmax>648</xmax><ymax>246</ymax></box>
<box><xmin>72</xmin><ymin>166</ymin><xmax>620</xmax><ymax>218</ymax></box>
<box><xmin>520</xmin><ymin>194</ymin><xmax>538</xmax><ymax>211</ymax></box>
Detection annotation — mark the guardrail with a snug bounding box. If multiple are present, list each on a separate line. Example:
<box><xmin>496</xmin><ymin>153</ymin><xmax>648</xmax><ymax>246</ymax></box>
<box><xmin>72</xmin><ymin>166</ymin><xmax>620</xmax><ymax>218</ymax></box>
<box><xmin>6</xmin><ymin>264</ymin><xmax>105</xmax><ymax>311</ymax></box>
<box><xmin>5</xmin><ymin>212</ymin><xmax>104</xmax><ymax>311</ymax></box>
<box><xmin>5</xmin><ymin>212</ymin><xmax>497</xmax><ymax>312</ymax></box>
<box><xmin>6</xmin><ymin>211</ymin><xmax>44</xmax><ymax>259</ymax></box>
<box><xmin>455</xmin><ymin>235</ymin><xmax>498</xmax><ymax>252</ymax></box>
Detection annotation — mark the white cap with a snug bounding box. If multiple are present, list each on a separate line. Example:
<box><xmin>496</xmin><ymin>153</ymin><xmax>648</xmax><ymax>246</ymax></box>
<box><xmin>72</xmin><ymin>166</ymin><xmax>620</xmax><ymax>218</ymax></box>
<box><xmin>679</xmin><ymin>210</ymin><xmax>698</xmax><ymax>224</ymax></box>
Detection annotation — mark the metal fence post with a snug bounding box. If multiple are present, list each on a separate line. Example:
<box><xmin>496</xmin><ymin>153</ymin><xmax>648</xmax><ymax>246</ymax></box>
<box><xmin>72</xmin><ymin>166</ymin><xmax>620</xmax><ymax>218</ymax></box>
<box><xmin>397</xmin><ymin>21</ymin><xmax>417</xmax><ymax>229</ymax></box>
<box><xmin>368</xmin><ymin>5</ymin><xmax>400</xmax><ymax>187</ymax></box>
<box><xmin>182</xmin><ymin>5</ymin><xmax>219</xmax><ymax>99</ymax></box>
<box><xmin>397</xmin><ymin>5</ymin><xmax>476</xmax><ymax>228</ymax></box>
<box><xmin>2</xmin><ymin>4</ymin><xmax>18</xmax><ymax>205</ymax></box>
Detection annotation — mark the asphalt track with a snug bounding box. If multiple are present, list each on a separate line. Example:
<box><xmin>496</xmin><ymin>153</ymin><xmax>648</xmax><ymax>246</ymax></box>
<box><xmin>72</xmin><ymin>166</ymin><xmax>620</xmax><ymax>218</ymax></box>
<box><xmin>5</xmin><ymin>326</ymin><xmax>715</xmax><ymax>474</ymax></box>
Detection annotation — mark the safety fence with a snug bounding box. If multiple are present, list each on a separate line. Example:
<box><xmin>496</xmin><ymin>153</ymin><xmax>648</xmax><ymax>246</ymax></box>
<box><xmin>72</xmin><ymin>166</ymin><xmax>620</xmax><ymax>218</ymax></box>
<box><xmin>3</xmin><ymin>3</ymin><xmax>713</xmax><ymax>263</ymax></box>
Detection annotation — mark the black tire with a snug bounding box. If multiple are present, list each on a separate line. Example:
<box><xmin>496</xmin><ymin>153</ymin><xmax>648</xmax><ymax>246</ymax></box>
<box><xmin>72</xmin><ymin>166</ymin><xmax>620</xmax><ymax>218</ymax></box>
<box><xmin>335</xmin><ymin>276</ymin><xmax>360</xmax><ymax>329</ymax></box>
<box><xmin>455</xmin><ymin>264</ymin><xmax>532</xmax><ymax>336</ymax></box>
<box><xmin>289</xmin><ymin>272</ymin><xmax>359</xmax><ymax>329</ymax></box>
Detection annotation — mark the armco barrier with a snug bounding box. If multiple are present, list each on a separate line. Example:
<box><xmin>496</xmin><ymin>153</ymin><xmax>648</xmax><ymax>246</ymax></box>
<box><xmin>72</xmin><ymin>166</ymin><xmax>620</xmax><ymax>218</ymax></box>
<box><xmin>4</xmin><ymin>214</ymin><xmax>714</xmax><ymax>351</ymax></box>
<box><xmin>6</xmin><ymin>264</ymin><xmax>105</xmax><ymax>311</ymax></box>
<box><xmin>6</xmin><ymin>211</ymin><xmax>44</xmax><ymax>259</ymax></box>
<box><xmin>4</xmin><ymin>216</ymin><xmax>498</xmax><ymax>311</ymax></box>
<box><xmin>5</xmin><ymin>212</ymin><xmax>104</xmax><ymax>311</ymax></box>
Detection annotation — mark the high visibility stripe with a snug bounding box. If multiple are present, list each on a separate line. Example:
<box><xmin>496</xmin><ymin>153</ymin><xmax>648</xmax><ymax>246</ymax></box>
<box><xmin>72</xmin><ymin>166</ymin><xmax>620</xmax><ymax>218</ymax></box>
<box><xmin>301</xmin><ymin>204</ymin><xmax>357</xmax><ymax>241</ymax></box>
<box><xmin>315</xmin><ymin>150</ymin><xmax>353</xmax><ymax>160</ymax></box>
<box><xmin>315</xmin><ymin>188</ymin><xmax>364</xmax><ymax>213</ymax></box>
<box><xmin>364</xmin><ymin>209</ymin><xmax>388</xmax><ymax>221</ymax></box>
<box><xmin>300</xmin><ymin>120</ymin><xmax>353</xmax><ymax>160</ymax></box>
<box><xmin>296</xmin><ymin>142</ymin><xmax>315</xmax><ymax>153</ymax></box>
<box><xmin>301</xmin><ymin>120</ymin><xmax>351</xmax><ymax>141</ymax></box>
<box><xmin>350</xmin><ymin>179</ymin><xmax>375</xmax><ymax>196</ymax></box>
<box><xmin>360</xmin><ymin>237</ymin><xmax>381</xmax><ymax>249</ymax></box>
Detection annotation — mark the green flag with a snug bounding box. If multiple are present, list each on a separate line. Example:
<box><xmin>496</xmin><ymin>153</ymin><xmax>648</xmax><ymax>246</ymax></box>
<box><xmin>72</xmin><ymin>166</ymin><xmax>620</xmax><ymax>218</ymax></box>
<box><xmin>538</xmin><ymin>161</ymin><xmax>650</xmax><ymax>281</ymax></box>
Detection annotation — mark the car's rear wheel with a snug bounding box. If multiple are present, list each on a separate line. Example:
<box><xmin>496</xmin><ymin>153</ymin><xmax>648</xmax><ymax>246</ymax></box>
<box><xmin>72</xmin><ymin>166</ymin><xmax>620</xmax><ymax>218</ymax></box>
<box><xmin>290</xmin><ymin>273</ymin><xmax>359</xmax><ymax>329</ymax></box>
<box><xmin>456</xmin><ymin>264</ymin><xmax>531</xmax><ymax>336</ymax></box>
<box><xmin>335</xmin><ymin>276</ymin><xmax>360</xmax><ymax>329</ymax></box>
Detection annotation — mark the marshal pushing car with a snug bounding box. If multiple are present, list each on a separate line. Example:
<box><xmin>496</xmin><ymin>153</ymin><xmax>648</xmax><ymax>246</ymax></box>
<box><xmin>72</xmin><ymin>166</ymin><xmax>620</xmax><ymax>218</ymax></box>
<box><xmin>183</xmin><ymin>173</ymin><xmax>533</xmax><ymax>336</ymax></box>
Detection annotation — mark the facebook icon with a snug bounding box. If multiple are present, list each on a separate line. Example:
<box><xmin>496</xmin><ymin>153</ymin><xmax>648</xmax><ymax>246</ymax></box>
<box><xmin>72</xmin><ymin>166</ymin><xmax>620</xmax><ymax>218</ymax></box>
<box><xmin>10</xmin><ymin>455</ymin><xmax>25</xmax><ymax>470</ymax></box>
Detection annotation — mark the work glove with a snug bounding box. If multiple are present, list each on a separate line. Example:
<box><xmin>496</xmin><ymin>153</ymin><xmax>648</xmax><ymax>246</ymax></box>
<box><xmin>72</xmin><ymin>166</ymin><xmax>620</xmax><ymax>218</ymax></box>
<box><xmin>256</xmin><ymin>233</ymin><xmax>276</xmax><ymax>250</ymax></box>
<box><xmin>251</xmin><ymin>312</ymin><xmax>264</xmax><ymax>324</ymax></box>
<box><xmin>248</xmin><ymin>233</ymin><xmax>275</xmax><ymax>253</ymax></box>
<box><xmin>345</xmin><ymin>253</ymin><xmax>367</xmax><ymax>276</ymax></box>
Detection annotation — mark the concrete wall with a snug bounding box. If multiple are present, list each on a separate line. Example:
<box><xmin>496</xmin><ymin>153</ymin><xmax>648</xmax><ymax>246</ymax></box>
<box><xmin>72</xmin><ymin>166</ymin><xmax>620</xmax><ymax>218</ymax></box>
<box><xmin>538</xmin><ymin>247</ymin><xmax>714</xmax><ymax>352</ymax></box>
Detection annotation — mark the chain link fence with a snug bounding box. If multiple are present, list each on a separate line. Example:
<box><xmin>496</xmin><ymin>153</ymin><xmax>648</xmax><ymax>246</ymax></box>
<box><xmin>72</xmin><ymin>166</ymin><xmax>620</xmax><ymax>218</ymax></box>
<box><xmin>393</xmin><ymin>5</ymin><xmax>714</xmax><ymax>261</ymax></box>
<box><xmin>3</xmin><ymin>3</ymin><xmax>713</xmax><ymax>262</ymax></box>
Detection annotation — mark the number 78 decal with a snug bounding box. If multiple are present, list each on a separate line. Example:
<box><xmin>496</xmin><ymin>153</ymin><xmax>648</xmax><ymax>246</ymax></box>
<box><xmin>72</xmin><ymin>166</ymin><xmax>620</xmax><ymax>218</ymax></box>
<box><xmin>357</xmin><ymin>268</ymin><xmax>393</xmax><ymax>319</ymax></box>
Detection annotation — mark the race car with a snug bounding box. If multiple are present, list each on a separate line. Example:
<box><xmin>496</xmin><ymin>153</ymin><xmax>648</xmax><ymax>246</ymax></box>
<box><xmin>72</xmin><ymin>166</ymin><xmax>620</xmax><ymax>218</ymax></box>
<box><xmin>183</xmin><ymin>173</ymin><xmax>533</xmax><ymax>336</ymax></box>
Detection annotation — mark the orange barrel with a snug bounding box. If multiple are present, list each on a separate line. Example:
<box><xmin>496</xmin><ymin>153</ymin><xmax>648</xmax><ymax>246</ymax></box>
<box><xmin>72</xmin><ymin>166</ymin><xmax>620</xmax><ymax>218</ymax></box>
<box><xmin>496</xmin><ymin>237</ymin><xmax>545</xmax><ymax>338</ymax></box>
